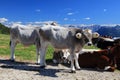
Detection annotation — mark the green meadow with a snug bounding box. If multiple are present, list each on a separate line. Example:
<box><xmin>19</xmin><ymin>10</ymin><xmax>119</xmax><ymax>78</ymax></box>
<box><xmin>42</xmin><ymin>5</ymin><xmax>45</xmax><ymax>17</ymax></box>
<box><xmin>0</xmin><ymin>34</ymin><xmax>98</xmax><ymax>62</ymax></box>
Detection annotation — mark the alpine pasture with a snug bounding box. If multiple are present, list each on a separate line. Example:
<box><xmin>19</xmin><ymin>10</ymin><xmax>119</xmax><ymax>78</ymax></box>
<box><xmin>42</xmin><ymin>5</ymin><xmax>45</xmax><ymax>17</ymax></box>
<box><xmin>0</xmin><ymin>34</ymin><xmax>54</xmax><ymax>62</ymax></box>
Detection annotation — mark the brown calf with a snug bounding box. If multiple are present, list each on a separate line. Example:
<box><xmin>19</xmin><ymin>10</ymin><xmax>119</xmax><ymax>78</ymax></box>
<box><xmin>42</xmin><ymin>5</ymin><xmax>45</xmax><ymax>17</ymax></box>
<box><xmin>78</xmin><ymin>45</ymin><xmax>120</xmax><ymax>72</ymax></box>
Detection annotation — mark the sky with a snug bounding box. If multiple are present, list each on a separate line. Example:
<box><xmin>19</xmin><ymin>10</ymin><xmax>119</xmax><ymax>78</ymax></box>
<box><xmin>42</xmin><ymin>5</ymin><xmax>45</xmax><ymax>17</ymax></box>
<box><xmin>0</xmin><ymin>0</ymin><xmax>120</xmax><ymax>25</ymax></box>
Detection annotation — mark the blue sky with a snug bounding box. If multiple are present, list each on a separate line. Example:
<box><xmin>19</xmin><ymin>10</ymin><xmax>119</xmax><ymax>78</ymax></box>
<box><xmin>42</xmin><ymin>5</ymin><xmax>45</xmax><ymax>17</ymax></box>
<box><xmin>0</xmin><ymin>0</ymin><xmax>120</xmax><ymax>25</ymax></box>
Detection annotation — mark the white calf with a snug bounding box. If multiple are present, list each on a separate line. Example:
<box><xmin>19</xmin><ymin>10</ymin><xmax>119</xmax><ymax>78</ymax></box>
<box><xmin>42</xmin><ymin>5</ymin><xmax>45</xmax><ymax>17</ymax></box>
<box><xmin>10</xmin><ymin>25</ymin><xmax>40</xmax><ymax>64</ymax></box>
<box><xmin>39</xmin><ymin>25</ymin><xmax>99</xmax><ymax>73</ymax></box>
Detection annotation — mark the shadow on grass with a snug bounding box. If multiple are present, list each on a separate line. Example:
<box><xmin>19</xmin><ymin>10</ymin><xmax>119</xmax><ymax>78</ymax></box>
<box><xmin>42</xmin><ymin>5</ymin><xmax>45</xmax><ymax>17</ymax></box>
<box><xmin>0</xmin><ymin>59</ymin><xmax>61</xmax><ymax>77</ymax></box>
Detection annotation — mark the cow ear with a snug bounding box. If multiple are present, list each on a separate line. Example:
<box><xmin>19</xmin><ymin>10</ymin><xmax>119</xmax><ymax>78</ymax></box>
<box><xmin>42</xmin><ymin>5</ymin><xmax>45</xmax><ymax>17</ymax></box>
<box><xmin>92</xmin><ymin>32</ymin><xmax>99</xmax><ymax>38</ymax></box>
<box><xmin>76</xmin><ymin>33</ymin><xmax>82</xmax><ymax>39</ymax></box>
<box><xmin>51</xmin><ymin>22</ymin><xmax>57</xmax><ymax>26</ymax></box>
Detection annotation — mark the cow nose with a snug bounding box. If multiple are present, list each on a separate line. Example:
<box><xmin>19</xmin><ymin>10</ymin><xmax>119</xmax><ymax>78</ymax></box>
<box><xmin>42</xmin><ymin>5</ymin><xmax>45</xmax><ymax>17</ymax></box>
<box><xmin>62</xmin><ymin>57</ymin><xmax>66</xmax><ymax>60</ymax></box>
<box><xmin>88</xmin><ymin>42</ymin><xmax>92</xmax><ymax>46</ymax></box>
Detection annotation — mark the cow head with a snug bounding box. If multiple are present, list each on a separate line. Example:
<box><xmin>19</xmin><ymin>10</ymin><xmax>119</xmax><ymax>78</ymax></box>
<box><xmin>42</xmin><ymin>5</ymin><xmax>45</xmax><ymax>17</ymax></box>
<box><xmin>53</xmin><ymin>49</ymin><xmax>70</xmax><ymax>64</ymax></box>
<box><xmin>75</xmin><ymin>29</ymin><xmax>99</xmax><ymax>46</ymax></box>
<box><xmin>52</xmin><ymin>50</ymin><xmax>64</xmax><ymax>64</ymax></box>
<box><xmin>83</xmin><ymin>29</ymin><xmax>99</xmax><ymax>46</ymax></box>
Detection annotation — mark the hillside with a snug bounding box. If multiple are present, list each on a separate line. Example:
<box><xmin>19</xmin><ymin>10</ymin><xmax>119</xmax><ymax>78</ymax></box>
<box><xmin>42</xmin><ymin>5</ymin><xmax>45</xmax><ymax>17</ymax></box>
<box><xmin>0</xmin><ymin>23</ymin><xmax>10</xmax><ymax>34</ymax></box>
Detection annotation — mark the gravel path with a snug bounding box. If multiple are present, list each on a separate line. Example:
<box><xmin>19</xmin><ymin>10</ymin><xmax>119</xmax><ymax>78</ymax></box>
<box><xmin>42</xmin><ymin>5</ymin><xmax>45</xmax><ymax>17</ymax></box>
<box><xmin>0</xmin><ymin>59</ymin><xmax>120</xmax><ymax>80</ymax></box>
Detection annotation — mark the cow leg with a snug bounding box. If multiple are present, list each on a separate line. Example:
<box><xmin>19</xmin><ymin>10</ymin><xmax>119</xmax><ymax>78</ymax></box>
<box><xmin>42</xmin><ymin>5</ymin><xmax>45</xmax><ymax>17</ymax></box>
<box><xmin>10</xmin><ymin>40</ymin><xmax>16</xmax><ymax>61</ymax></box>
<box><xmin>39</xmin><ymin>44</ymin><xmax>47</xmax><ymax>68</ymax></box>
<box><xmin>69</xmin><ymin>49</ymin><xmax>76</xmax><ymax>73</ymax></box>
<box><xmin>36</xmin><ymin>43</ymin><xmax>40</xmax><ymax>65</ymax></box>
<box><xmin>75</xmin><ymin>53</ymin><xmax>80</xmax><ymax>70</ymax></box>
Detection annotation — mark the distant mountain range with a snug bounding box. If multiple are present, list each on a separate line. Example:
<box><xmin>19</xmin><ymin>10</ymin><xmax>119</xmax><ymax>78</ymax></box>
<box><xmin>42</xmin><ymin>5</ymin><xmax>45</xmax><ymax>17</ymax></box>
<box><xmin>97</xmin><ymin>25</ymin><xmax>120</xmax><ymax>37</ymax></box>
<box><xmin>68</xmin><ymin>24</ymin><xmax>120</xmax><ymax>37</ymax></box>
<box><xmin>0</xmin><ymin>23</ymin><xmax>120</xmax><ymax>37</ymax></box>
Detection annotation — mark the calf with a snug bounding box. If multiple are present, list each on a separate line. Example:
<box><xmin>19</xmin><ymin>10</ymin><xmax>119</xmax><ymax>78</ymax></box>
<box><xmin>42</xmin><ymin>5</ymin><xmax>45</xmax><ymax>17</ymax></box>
<box><xmin>10</xmin><ymin>24</ymin><xmax>40</xmax><ymax>64</ymax></box>
<box><xmin>78</xmin><ymin>45</ymin><xmax>120</xmax><ymax>72</ymax></box>
<box><xmin>52</xmin><ymin>49</ymin><xmax>100</xmax><ymax>64</ymax></box>
<box><xmin>52</xmin><ymin>49</ymin><xmax>70</xmax><ymax>64</ymax></box>
<box><xmin>39</xmin><ymin>25</ymin><xmax>99</xmax><ymax>72</ymax></box>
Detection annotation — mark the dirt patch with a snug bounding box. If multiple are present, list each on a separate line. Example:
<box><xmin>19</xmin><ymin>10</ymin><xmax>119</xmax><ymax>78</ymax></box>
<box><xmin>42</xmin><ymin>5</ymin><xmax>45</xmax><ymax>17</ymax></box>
<box><xmin>0</xmin><ymin>59</ymin><xmax>120</xmax><ymax>80</ymax></box>
<box><xmin>0</xmin><ymin>46</ymin><xmax>8</xmax><ymax>48</ymax></box>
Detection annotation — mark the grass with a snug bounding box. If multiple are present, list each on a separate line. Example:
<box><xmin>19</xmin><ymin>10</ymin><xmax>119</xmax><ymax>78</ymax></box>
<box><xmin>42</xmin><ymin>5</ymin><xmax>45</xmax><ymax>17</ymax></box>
<box><xmin>0</xmin><ymin>34</ymin><xmax>98</xmax><ymax>62</ymax></box>
<box><xmin>84</xmin><ymin>45</ymin><xmax>99</xmax><ymax>49</ymax></box>
<box><xmin>0</xmin><ymin>34</ymin><xmax>54</xmax><ymax>62</ymax></box>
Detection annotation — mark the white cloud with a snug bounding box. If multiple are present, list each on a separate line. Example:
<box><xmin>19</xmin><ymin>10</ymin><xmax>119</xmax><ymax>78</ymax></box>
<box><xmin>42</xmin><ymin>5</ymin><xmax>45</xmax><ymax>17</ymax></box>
<box><xmin>67</xmin><ymin>12</ymin><xmax>74</xmax><ymax>15</ymax></box>
<box><xmin>84</xmin><ymin>17</ymin><xmax>90</xmax><ymax>20</ymax></box>
<box><xmin>103</xmin><ymin>9</ymin><xmax>107</xmax><ymax>12</ymax></box>
<box><xmin>26</xmin><ymin>21</ymin><xmax>57</xmax><ymax>27</ymax></box>
<box><xmin>0</xmin><ymin>18</ymin><xmax>8</xmax><ymax>23</ymax></box>
<box><xmin>34</xmin><ymin>21</ymin><xmax>43</xmax><ymax>24</ymax></box>
<box><xmin>64</xmin><ymin>18</ymin><xmax>68</xmax><ymax>21</ymax></box>
<box><xmin>6</xmin><ymin>21</ymin><xmax>23</xmax><ymax>28</ymax></box>
<box><xmin>101</xmin><ymin>24</ymin><xmax>120</xmax><ymax>26</ymax></box>
<box><xmin>36</xmin><ymin>9</ymin><xmax>41</xmax><ymax>12</ymax></box>
<box><xmin>10</xmin><ymin>21</ymin><xmax>22</xmax><ymax>25</ymax></box>
<box><xmin>10</xmin><ymin>22</ymin><xmax>26</xmax><ymax>28</ymax></box>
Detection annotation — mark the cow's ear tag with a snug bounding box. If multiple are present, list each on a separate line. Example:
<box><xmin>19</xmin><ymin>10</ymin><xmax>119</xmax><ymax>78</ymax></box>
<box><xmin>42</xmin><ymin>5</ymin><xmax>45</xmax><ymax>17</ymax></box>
<box><xmin>92</xmin><ymin>32</ymin><xmax>99</xmax><ymax>38</ymax></box>
<box><xmin>76</xmin><ymin>33</ymin><xmax>82</xmax><ymax>39</ymax></box>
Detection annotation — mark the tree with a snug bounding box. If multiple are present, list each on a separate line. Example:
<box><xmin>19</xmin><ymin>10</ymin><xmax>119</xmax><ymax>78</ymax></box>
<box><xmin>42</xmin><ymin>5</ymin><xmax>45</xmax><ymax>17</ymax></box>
<box><xmin>0</xmin><ymin>23</ymin><xmax>10</xmax><ymax>34</ymax></box>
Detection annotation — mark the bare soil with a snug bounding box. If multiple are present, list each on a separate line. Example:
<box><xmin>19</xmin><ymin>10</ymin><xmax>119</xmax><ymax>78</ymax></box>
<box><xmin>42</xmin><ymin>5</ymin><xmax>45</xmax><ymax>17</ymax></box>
<box><xmin>0</xmin><ymin>58</ymin><xmax>120</xmax><ymax>80</ymax></box>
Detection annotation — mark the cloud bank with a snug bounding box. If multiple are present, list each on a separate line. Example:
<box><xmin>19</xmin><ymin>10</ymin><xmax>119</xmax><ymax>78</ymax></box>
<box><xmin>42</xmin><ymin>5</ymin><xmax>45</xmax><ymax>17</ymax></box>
<box><xmin>0</xmin><ymin>18</ymin><xmax>8</xmax><ymax>23</ymax></box>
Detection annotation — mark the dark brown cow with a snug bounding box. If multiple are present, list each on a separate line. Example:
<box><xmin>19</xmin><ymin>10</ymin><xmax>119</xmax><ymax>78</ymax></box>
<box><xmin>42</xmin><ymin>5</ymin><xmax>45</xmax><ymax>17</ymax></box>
<box><xmin>111</xmin><ymin>38</ymin><xmax>120</xmax><ymax>70</ymax></box>
<box><xmin>92</xmin><ymin>37</ymin><xmax>120</xmax><ymax>70</ymax></box>
<box><xmin>78</xmin><ymin>45</ymin><xmax>120</xmax><ymax>72</ymax></box>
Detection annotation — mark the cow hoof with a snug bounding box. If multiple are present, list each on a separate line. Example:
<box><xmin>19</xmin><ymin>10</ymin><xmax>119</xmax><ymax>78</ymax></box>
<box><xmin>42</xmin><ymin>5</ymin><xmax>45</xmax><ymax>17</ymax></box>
<box><xmin>76</xmin><ymin>67</ymin><xmax>81</xmax><ymax>70</ymax></box>
<box><xmin>76</xmin><ymin>68</ymin><xmax>81</xmax><ymax>70</ymax></box>
<box><xmin>36</xmin><ymin>63</ymin><xmax>40</xmax><ymax>65</ymax></box>
<box><xmin>40</xmin><ymin>65</ymin><xmax>46</xmax><ymax>68</ymax></box>
<box><xmin>106</xmin><ymin>67</ymin><xmax>115</xmax><ymax>72</ymax></box>
<box><xmin>10</xmin><ymin>59</ymin><xmax>15</xmax><ymax>62</ymax></box>
<box><xmin>70</xmin><ymin>70</ymin><xmax>76</xmax><ymax>73</ymax></box>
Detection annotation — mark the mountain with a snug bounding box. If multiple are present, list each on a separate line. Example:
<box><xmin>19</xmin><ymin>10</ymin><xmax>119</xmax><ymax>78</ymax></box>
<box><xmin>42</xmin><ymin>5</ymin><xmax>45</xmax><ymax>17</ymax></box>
<box><xmin>0</xmin><ymin>23</ymin><xmax>120</xmax><ymax>37</ymax></box>
<box><xmin>0</xmin><ymin>23</ymin><xmax>10</xmax><ymax>34</ymax></box>
<box><xmin>97</xmin><ymin>25</ymin><xmax>120</xmax><ymax>37</ymax></box>
<box><xmin>67</xmin><ymin>24</ymin><xmax>120</xmax><ymax>37</ymax></box>
<box><xmin>78</xmin><ymin>25</ymin><xmax>102</xmax><ymax>32</ymax></box>
<box><xmin>65</xmin><ymin>24</ymin><xmax>102</xmax><ymax>32</ymax></box>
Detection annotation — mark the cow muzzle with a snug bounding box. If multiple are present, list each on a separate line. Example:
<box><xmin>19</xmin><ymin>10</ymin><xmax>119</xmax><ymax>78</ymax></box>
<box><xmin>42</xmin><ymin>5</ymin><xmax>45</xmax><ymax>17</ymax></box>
<box><xmin>87</xmin><ymin>42</ymin><xmax>92</xmax><ymax>46</ymax></box>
